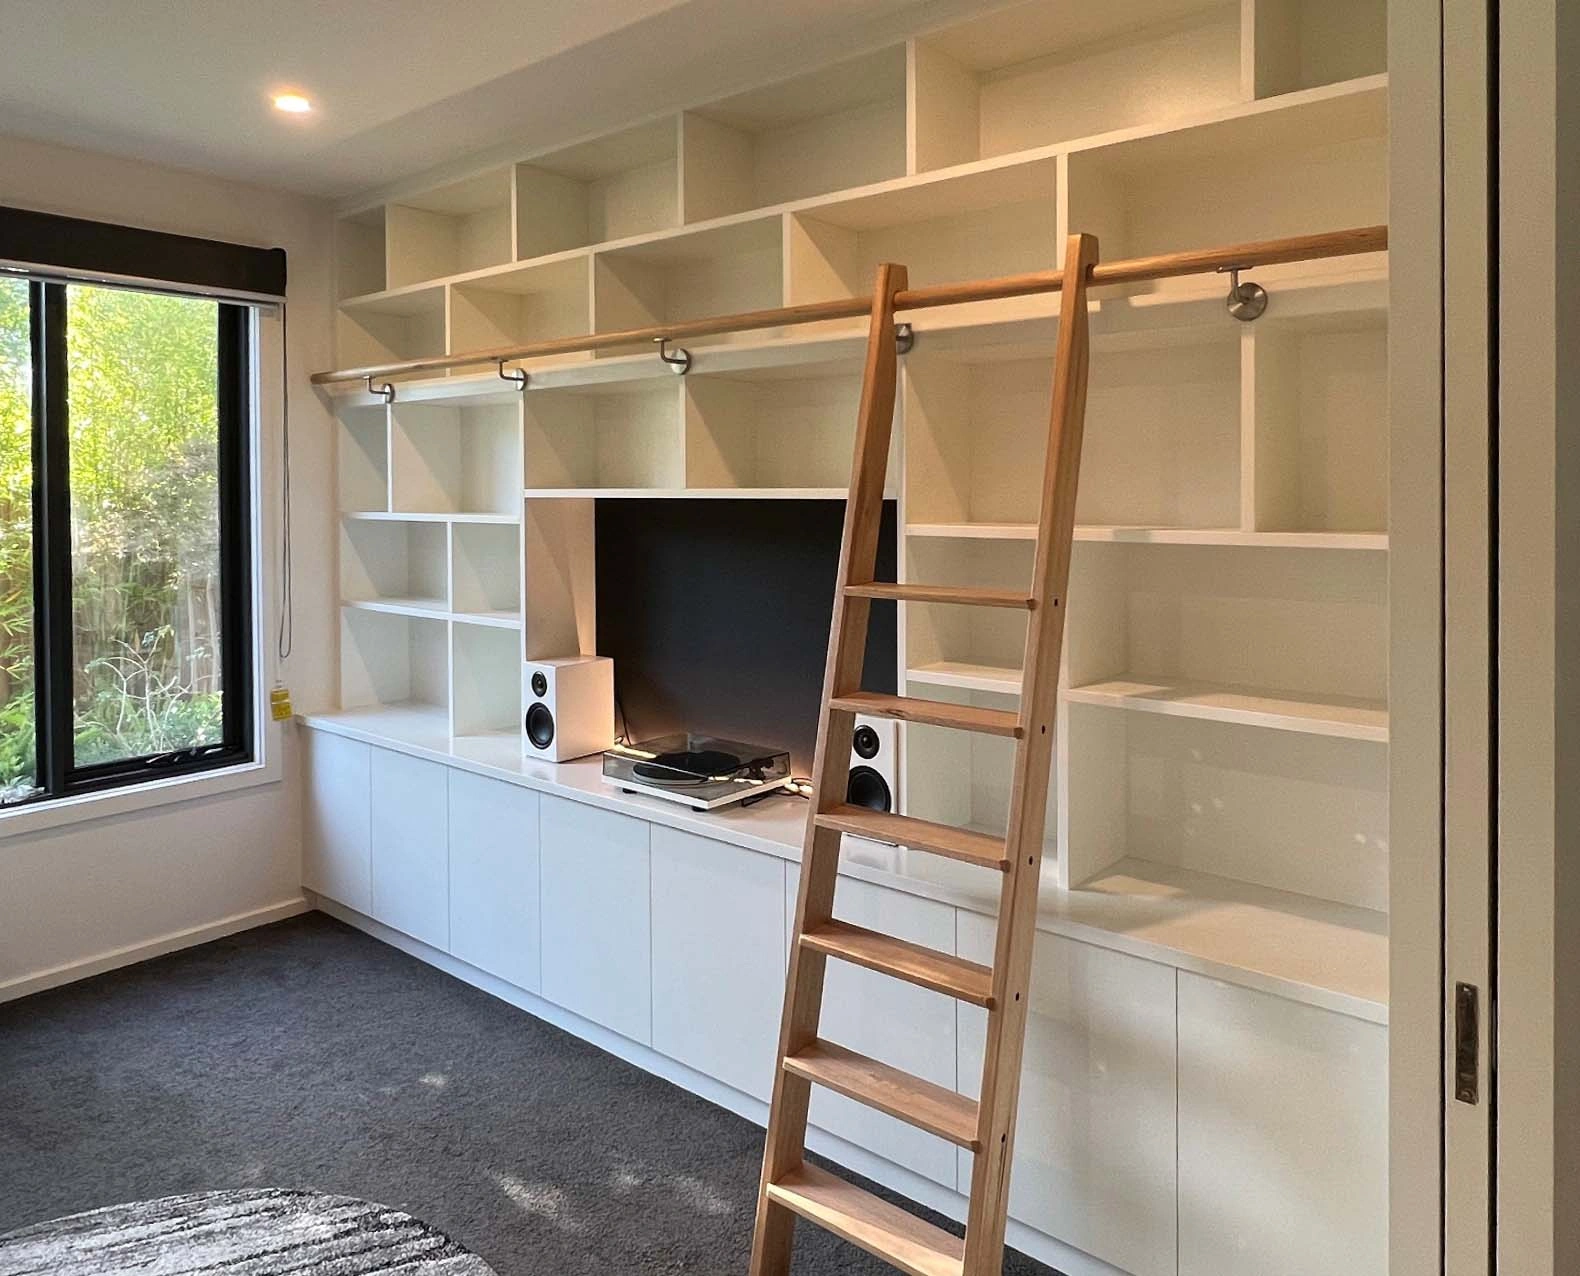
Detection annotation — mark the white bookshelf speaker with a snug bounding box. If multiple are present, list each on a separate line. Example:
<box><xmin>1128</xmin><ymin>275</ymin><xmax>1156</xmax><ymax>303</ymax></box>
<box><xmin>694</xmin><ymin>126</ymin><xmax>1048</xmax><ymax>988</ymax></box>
<box><xmin>522</xmin><ymin>656</ymin><xmax>615</xmax><ymax>762</ymax></box>
<box><xmin>843</xmin><ymin>715</ymin><xmax>902</xmax><ymax>869</ymax></box>
<box><xmin>847</xmin><ymin>715</ymin><xmax>899</xmax><ymax>813</ymax></box>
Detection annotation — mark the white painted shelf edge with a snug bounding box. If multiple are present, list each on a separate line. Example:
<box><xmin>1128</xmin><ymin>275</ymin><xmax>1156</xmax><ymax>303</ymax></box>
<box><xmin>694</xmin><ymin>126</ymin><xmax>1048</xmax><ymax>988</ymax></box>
<box><xmin>522</xmin><ymin>487</ymin><xmax>876</xmax><ymax>501</ymax></box>
<box><xmin>342</xmin><ymin>511</ymin><xmax>521</xmax><ymax>525</ymax></box>
<box><xmin>1051</xmin><ymin>856</ymin><xmax>1387</xmax><ymax>1021</ymax></box>
<box><xmin>1064</xmin><ymin>677</ymin><xmax>1389</xmax><ymax>742</ymax></box>
<box><xmin>342</xmin><ymin>600</ymin><xmax>522</xmax><ymax>629</ymax></box>
<box><xmin>907</xmin><ymin>523</ymin><xmax>1390</xmax><ymax>550</ymax></box>
<box><xmin>297</xmin><ymin>707</ymin><xmax>1388</xmax><ymax>1024</ymax></box>
<box><xmin>343</xmin><ymin>597</ymin><xmax>446</xmax><ymax>618</ymax></box>
<box><xmin>901</xmin><ymin>669</ymin><xmax>1390</xmax><ymax>740</ymax></box>
<box><xmin>907</xmin><ymin>660</ymin><xmax>1023</xmax><ymax>695</ymax></box>
<box><xmin>906</xmin><ymin>521</ymin><xmax>1038</xmax><ymax>540</ymax></box>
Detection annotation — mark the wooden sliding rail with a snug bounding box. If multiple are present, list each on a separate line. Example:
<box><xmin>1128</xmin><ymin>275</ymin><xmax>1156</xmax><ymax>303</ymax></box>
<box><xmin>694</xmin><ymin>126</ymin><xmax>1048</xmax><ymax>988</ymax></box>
<box><xmin>309</xmin><ymin>224</ymin><xmax>1386</xmax><ymax>386</ymax></box>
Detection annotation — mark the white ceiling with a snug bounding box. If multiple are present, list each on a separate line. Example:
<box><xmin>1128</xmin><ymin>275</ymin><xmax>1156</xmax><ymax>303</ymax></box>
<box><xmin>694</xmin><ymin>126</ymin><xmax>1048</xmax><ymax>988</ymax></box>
<box><xmin>0</xmin><ymin>0</ymin><xmax>1002</xmax><ymax>202</ymax></box>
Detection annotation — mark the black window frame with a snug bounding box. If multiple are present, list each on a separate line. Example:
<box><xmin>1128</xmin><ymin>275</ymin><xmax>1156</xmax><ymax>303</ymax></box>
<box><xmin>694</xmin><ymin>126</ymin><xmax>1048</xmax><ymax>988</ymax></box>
<box><xmin>20</xmin><ymin>278</ymin><xmax>254</xmax><ymax>804</ymax></box>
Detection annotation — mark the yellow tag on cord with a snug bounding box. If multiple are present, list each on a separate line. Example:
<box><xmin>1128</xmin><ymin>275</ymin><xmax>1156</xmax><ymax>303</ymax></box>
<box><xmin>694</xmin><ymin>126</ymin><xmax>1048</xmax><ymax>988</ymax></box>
<box><xmin>269</xmin><ymin>684</ymin><xmax>294</xmax><ymax>722</ymax></box>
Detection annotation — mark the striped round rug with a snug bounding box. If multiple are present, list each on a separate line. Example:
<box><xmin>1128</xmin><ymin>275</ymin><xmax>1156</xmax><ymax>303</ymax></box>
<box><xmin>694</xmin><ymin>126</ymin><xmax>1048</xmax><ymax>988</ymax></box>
<box><xmin>0</xmin><ymin>1188</ymin><xmax>498</xmax><ymax>1275</ymax></box>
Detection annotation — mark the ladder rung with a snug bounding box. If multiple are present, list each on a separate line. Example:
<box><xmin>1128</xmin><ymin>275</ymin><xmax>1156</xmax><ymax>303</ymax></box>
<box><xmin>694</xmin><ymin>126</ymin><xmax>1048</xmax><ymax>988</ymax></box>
<box><xmin>802</xmin><ymin>920</ymin><xmax>995</xmax><ymax>1007</ymax></box>
<box><xmin>783</xmin><ymin>1040</ymin><xmax>980</xmax><ymax>1150</ymax></box>
<box><xmin>766</xmin><ymin>1164</ymin><xmax>964</xmax><ymax>1276</ymax></box>
<box><xmin>816</xmin><ymin>804</ymin><xmax>1010</xmax><ymax>870</ymax></box>
<box><xmin>830</xmin><ymin>691</ymin><xmax>1023</xmax><ymax>738</ymax></box>
<box><xmin>844</xmin><ymin>582</ymin><xmax>1035</xmax><ymax>610</ymax></box>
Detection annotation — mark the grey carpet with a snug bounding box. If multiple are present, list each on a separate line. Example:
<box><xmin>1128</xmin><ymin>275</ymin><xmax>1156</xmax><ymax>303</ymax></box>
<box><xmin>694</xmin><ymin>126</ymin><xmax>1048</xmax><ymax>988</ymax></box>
<box><xmin>0</xmin><ymin>913</ymin><xmax>1061</xmax><ymax>1275</ymax></box>
<box><xmin>0</xmin><ymin>1188</ymin><xmax>496</xmax><ymax>1275</ymax></box>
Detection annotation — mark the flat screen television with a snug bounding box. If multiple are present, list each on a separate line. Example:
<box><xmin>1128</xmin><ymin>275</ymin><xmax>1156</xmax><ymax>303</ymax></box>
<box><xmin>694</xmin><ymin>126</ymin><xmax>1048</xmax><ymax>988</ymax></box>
<box><xmin>595</xmin><ymin>499</ymin><xmax>898</xmax><ymax>772</ymax></box>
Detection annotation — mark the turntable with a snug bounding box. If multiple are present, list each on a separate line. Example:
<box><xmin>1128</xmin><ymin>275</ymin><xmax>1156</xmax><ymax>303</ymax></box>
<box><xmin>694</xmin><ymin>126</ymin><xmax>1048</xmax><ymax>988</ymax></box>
<box><xmin>602</xmin><ymin>733</ymin><xmax>793</xmax><ymax>810</ymax></box>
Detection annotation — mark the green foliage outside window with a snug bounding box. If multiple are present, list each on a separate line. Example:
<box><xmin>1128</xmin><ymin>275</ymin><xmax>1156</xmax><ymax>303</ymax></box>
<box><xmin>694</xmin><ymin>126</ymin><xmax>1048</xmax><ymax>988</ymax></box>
<box><xmin>0</xmin><ymin>282</ymin><xmax>33</xmax><ymax>798</ymax></box>
<box><xmin>0</xmin><ymin>282</ymin><xmax>227</xmax><ymax>800</ymax></box>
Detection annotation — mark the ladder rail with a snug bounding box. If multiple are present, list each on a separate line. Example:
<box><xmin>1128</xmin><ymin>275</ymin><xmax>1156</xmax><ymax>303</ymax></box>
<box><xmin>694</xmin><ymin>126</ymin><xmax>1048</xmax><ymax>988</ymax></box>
<box><xmin>310</xmin><ymin>225</ymin><xmax>1384</xmax><ymax>387</ymax></box>
<box><xmin>750</xmin><ymin>261</ymin><xmax>909</xmax><ymax>1276</ymax></box>
<box><xmin>962</xmin><ymin>232</ymin><xmax>1100</xmax><ymax>1272</ymax></box>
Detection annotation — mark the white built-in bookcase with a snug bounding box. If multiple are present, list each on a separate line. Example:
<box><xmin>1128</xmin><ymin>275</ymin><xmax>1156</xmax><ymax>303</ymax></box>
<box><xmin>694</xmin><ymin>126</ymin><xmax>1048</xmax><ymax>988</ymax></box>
<box><xmin>327</xmin><ymin>0</ymin><xmax>1390</xmax><ymax>1014</ymax></box>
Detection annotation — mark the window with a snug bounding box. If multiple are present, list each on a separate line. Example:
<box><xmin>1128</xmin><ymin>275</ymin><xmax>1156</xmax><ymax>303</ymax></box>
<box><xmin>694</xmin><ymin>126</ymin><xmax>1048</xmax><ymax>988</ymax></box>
<box><xmin>0</xmin><ymin>280</ymin><xmax>35</xmax><ymax>796</ymax></box>
<box><xmin>0</xmin><ymin>279</ymin><xmax>252</xmax><ymax>806</ymax></box>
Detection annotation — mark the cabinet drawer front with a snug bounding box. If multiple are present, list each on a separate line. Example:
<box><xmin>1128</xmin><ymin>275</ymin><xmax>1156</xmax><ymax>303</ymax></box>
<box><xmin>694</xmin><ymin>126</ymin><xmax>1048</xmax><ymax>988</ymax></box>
<box><xmin>1177</xmin><ymin>973</ymin><xmax>1387</xmax><ymax>1276</ymax></box>
<box><xmin>651</xmin><ymin>826</ymin><xmax>785</xmax><ymax>1100</ymax></box>
<box><xmin>369</xmin><ymin>750</ymin><xmax>449</xmax><ymax>949</ymax></box>
<box><xmin>958</xmin><ymin>915</ymin><xmax>1178</xmax><ymax>1276</ymax></box>
<box><xmin>303</xmin><ymin>732</ymin><xmax>372</xmax><ymax>913</ymax></box>
<box><xmin>449</xmin><ymin>771</ymin><xmax>541</xmax><ymax>994</ymax></box>
<box><xmin>539</xmin><ymin>795</ymin><xmax>651</xmax><ymax>1043</ymax></box>
<box><xmin>796</xmin><ymin>876</ymin><xmax>960</xmax><ymax>1188</ymax></box>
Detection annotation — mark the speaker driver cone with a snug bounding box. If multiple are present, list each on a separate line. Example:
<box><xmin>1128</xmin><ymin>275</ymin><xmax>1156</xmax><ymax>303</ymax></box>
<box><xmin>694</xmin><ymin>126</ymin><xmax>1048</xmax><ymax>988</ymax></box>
<box><xmin>525</xmin><ymin>702</ymin><xmax>556</xmax><ymax>750</ymax></box>
<box><xmin>846</xmin><ymin>764</ymin><xmax>891</xmax><ymax>812</ymax></box>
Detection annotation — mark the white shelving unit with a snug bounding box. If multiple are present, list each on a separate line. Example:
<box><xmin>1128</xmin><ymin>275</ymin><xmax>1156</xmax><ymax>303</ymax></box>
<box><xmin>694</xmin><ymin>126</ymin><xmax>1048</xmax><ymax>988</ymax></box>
<box><xmin>516</xmin><ymin>119</ymin><xmax>681</xmax><ymax>255</ymax></box>
<box><xmin>1057</xmin><ymin>538</ymin><xmax>1388</xmax><ymax>905</ymax></box>
<box><xmin>684</xmin><ymin>359</ymin><xmax>867</xmax><ymax>491</ymax></box>
<box><xmin>785</xmin><ymin>160</ymin><xmax>1061</xmax><ymax>334</ymax></box>
<box><xmin>1064</xmin><ymin>79</ymin><xmax>1388</xmax><ymax>302</ymax></box>
<box><xmin>333</xmin><ymin>388</ymin><xmax>527</xmax><ymax>741</ymax></box>
<box><xmin>339</xmin><ymin>608</ymin><xmax>450</xmax><ymax>728</ymax></box>
<box><xmin>322</xmin><ymin>8</ymin><xmax>1394</xmax><ymax>1237</ymax></box>
<box><xmin>334</xmin><ymin>205</ymin><xmax>386</xmax><ymax>298</ymax></box>
<box><xmin>910</xmin><ymin>0</ymin><xmax>1245</xmax><ymax>168</ymax></box>
<box><xmin>448</xmin><ymin>256</ymin><xmax>591</xmax><ymax>372</ymax></box>
<box><xmin>593</xmin><ymin>216</ymin><xmax>785</xmax><ymax>351</ymax></box>
<box><xmin>682</xmin><ymin>48</ymin><xmax>908</xmax><ymax>218</ymax></box>
<box><xmin>1245</xmin><ymin>309</ymin><xmax>1389</xmax><ymax>533</ymax></box>
<box><xmin>524</xmin><ymin>379</ymin><xmax>684</xmax><ymax>492</ymax></box>
<box><xmin>335</xmin><ymin>283</ymin><xmax>447</xmax><ymax>375</ymax></box>
<box><xmin>385</xmin><ymin>168</ymin><xmax>515</xmax><ymax>288</ymax></box>
<box><xmin>389</xmin><ymin>399</ymin><xmax>521</xmax><ymax>517</ymax></box>
<box><xmin>1243</xmin><ymin>0</ymin><xmax>1388</xmax><ymax>97</ymax></box>
<box><xmin>341</xmin><ymin>517</ymin><xmax>449</xmax><ymax>612</ymax></box>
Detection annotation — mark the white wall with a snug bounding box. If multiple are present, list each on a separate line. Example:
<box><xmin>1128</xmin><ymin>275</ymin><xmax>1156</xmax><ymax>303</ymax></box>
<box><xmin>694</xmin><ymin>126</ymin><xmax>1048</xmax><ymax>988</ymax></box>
<box><xmin>0</xmin><ymin>132</ymin><xmax>338</xmax><ymax>998</ymax></box>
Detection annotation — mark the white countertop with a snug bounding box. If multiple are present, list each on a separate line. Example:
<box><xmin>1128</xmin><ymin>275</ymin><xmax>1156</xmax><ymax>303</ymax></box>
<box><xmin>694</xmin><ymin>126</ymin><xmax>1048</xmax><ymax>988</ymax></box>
<box><xmin>300</xmin><ymin>705</ymin><xmax>1388</xmax><ymax>1025</ymax></box>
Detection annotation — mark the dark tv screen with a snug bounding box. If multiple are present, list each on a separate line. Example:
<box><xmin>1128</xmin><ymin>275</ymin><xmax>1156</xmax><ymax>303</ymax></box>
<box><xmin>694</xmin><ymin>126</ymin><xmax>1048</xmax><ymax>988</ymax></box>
<box><xmin>594</xmin><ymin>499</ymin><xmax>898</xmax><ymax>771</ymax></box>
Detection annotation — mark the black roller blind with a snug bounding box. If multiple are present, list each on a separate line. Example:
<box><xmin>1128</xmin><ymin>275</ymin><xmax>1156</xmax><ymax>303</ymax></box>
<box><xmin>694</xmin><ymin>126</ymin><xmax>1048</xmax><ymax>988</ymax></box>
<box><xmin>0</xmin><ymin>204</ymin><xmax>285</xmax><ymax>300</ymax></box>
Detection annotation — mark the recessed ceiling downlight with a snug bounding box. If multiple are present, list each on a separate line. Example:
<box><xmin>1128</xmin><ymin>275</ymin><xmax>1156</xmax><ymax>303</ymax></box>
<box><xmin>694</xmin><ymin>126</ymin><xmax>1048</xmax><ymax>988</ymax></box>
<box><xmin>272</xmin><ymin>93</ymin><xmax>312</xmax><ymax>114</ymax></box>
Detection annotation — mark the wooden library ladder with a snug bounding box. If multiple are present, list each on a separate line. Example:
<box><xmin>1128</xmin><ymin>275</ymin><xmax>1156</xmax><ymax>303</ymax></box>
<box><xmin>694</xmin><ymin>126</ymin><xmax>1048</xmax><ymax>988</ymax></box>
<box><xmin>749</xmin><ymin>231</ymin><xmax>1099</xmax><ymax>1276</ymax></box>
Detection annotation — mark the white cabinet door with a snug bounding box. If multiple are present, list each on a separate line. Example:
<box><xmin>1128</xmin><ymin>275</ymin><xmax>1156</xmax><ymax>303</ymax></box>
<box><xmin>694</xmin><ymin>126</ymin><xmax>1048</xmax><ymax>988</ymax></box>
<box><xmin>792</xmin><ymin>876</ymin><xmax>960</xmax><ymax>1188</ymax></box>
<box><xmin>301</xmin><ymin>730</ymin><xmax>372</xmax><ymax>912</ymax></box>
<box><xmin>539</xmin><ymin>794</ymin><xmax>651</xmax><ymax>1043</ymax></box>
<box><xmin>448</xmin><ymin>770</ymin><xmax>541</xmax><ymax>994</ymax></box>
<box><xmin>651</xmin><ymin>826</ymin><xmax>785</xmax><ymax>1100</ymax></box>
<box><xmin>1177</xmin><ymin>973</ymin><xmax>1387</xmax><ymax>1276</ymax></box>
<box><xmin>958</xmin><ymin>915</ymin><xmax>1177</xmax><ymax>1276</ymax></box>
<box><xmin>369</xmin><ymin>748</ymin><xmax>450</xmax><ymax>950</ymax></box>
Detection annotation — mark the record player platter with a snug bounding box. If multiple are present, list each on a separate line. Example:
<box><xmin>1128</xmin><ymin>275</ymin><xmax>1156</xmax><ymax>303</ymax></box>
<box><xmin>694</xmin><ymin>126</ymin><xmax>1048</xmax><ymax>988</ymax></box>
<box><xmin>602</xmin><ymin>733</ymin><xmax>793</xmax><ymax>810</ymax></box>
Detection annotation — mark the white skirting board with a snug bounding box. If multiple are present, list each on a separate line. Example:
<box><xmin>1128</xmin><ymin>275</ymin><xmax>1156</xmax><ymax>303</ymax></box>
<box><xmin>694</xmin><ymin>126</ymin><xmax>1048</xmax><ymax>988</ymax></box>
<box><xmin>0</xmin><ymin>897</ymin><xmax>310</xmax><ymax>1004</ymax></box>
<box><xmin>308</xmin><ymin>893</ymin><xmax>1132</xmax><ymax>1276</ymax></box>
